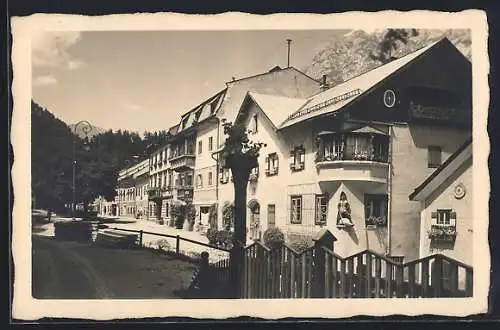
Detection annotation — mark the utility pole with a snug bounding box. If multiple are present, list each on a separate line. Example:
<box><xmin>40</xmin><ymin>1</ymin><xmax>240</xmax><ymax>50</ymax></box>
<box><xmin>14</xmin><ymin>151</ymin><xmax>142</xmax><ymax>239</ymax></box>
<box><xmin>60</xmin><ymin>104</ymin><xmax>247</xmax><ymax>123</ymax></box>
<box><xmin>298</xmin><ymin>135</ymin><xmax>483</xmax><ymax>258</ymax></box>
<box><xmin>286</xmin><ymin>39</ymin><xmax>292</xmax><ymax>68</ymax></box>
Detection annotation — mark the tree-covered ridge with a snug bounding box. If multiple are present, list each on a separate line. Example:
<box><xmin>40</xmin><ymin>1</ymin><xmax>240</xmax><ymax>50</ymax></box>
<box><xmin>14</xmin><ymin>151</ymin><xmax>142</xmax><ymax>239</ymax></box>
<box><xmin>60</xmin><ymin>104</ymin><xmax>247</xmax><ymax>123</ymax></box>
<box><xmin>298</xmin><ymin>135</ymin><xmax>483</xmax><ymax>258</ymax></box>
<box><xmin>305</xmin><ymin>29</ymin><xmax>472</xmax><ymax>86</ymax></box>
<box><xmin>31</xmin><ymin>101</ymin><xmax>171</xmax><ymax>212</ymax></box>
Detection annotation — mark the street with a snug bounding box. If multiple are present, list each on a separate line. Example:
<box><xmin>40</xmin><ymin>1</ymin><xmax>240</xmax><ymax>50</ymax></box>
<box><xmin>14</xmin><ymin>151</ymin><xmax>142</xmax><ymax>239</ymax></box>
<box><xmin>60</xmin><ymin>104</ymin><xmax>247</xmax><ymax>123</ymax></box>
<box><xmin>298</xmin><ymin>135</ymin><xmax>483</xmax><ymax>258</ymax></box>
<box><xmin>32</xmin><ymin>235</ymin><xmax>197</xmax><ymax>299</ymax></box>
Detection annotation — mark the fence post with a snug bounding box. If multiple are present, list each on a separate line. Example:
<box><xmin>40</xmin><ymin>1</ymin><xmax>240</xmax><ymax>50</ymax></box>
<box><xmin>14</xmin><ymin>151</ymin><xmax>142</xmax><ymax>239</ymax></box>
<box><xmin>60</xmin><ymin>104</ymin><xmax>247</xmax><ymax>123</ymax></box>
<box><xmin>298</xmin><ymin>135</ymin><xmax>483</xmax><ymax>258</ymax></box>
<box><xmin>176</xmin><ymin>235</ymin><xmax>180</xmax><ymax>255</ymax></box>
<box><xmin>229</xmin><ymin>242</ymin><xmax>245</xmax><ymax>299</ymax></box>
<box><xmin>198</xmin><ymin>251</ymin><xmax>210</xmax><ymax>296</ymax></box>
<box><xmin>139</xmin><ymin>230</ymin><xmax>143</xmax><ymax>247</ymax></box>
<box><xmin>312</xmin><ymin>229</ymin><xmax>336</xmax><ymax>298</ymax></box>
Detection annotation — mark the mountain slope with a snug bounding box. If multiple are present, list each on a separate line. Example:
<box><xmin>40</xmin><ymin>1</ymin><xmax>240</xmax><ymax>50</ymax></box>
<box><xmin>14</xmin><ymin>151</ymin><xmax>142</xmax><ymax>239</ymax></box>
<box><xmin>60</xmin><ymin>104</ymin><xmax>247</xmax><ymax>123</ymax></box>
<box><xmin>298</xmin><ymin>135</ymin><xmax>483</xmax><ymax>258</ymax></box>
<box><xmin>305</xmin><ymin>29</ymin><xmax>472</xmax><ymax>86</ymax></box>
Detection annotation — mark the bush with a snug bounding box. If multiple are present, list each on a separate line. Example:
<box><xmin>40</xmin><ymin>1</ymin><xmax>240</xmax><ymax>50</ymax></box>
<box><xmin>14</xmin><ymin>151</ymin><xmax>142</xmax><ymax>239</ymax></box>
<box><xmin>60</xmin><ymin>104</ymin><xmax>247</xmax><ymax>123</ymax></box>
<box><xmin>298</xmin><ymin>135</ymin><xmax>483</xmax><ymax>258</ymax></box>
<box><xmin>263</xmin><ymin>227</ymin><xmax>285</xmax><ymax>249</ymax></box>
<box><xmin>208</xmin><ymin>203</ymin><xmax>218</xmax><ymax>230</ymax></box>
<box><xmin>207</xmin><ymin>228</ymin><xmax>217</xmax><ymax>245</ymax></box>
<box><xmin>207</xmin><ymin>229</ymin><xmax>233</xmax><ymax>249</ymax></box>
<box><xmin>172</xmin><ymin>204</ymin><xmax>186</xmax><ymax>229</ymax></box>
<box><xmin>287</xmin><ymin>234</ymin><xmax>313</xmax><ymax>253</ymax></box>
<box><xmin>156</xmin><ymin>239</ymin><xmax>171</xmax><ymax>252</ymax></box>
<box><xmin>185</xmin><ymin>204</ymin><xmax>196</xmax><ymax>231</ymax></box>
<box><xmin>221</xmin><ymin>201</ymin><xmax>234</xmax><ymax>230</ymax></box>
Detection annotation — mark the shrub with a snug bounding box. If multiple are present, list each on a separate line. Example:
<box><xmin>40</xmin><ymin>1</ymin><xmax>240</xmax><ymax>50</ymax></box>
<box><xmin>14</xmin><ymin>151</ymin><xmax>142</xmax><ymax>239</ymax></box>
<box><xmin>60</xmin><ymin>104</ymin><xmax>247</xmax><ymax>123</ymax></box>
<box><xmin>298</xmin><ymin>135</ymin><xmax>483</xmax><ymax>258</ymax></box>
<box><xmin>287</xmin><ymin>234</ymin><xmax>313</xmax><ymax>253</ymax></box>
<box><xmin>172</xmin><ymin>204</ymin><xmax>186</xmax><ymax>229</ymax></box>
<box><xmin>185</xmin><ymin>204</ymin><xmax>196</xmax><ymax>231</ymax></box>
<box><xmin>156</xmin><ymin>239</ymin><xmax>171</xmax><ymax>252</ymax></box>
<box><xmin>207</xmin><ymin>229</ymin><xmax>233</xmax><ymax>249</ymax></box>
<box><xmin>221</xmin><ymin>201</ymin><xmax>234</xmax><ymax>230</ymax></box>
<box><xmin>263</xmin><ymin>227</ymin><xmax>285</xmax><ymax>249</ymax></box>
<box><xmin>208</xmin><ymin>203</ymin><xmax>218</xmax><ymax>230</ymax></box>
<box><xmin>207</xmin><ymin>228</ymin><xmax>217</xmax><ymax>245</ymax></box>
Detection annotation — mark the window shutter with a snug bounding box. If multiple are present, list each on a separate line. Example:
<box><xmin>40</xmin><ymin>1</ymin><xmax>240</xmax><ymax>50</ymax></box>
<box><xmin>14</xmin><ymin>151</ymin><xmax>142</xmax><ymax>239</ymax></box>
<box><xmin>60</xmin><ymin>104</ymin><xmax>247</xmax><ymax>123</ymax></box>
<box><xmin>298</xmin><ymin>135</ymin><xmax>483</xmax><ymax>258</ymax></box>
<box><xmin>450</xmin><ymin>212</ymin><xmax>457</xmax><ymax>220</ymax></box>
<box><xmin>431</xmin><ymin>212</ymin><xmax>438</xmax><ymax>219</ymax></box>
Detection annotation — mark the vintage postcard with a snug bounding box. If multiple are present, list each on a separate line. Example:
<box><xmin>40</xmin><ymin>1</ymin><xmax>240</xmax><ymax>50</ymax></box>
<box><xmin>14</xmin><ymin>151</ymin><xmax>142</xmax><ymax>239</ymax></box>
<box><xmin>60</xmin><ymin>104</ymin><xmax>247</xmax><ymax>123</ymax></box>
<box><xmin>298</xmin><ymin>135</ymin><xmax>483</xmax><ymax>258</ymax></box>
<box><xmin>11</xmin><ymin>10</ymin><xmax>490</xmax><ymax>320</ymax></box>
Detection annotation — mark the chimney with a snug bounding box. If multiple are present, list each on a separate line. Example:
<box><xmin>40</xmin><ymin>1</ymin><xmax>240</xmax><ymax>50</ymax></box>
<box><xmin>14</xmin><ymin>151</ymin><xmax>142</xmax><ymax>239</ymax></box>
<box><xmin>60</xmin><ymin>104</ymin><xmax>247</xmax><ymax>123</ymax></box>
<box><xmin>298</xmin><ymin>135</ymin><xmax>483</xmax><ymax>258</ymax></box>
<box><xmin>320</xmin><ymin>74</ymin><xmax>329</xmax><ymax>91</ymax></box>
<box><xmin>286</xmin><ymin>39</ymin><xmax>292</xmax><ymax>67</ymax></box>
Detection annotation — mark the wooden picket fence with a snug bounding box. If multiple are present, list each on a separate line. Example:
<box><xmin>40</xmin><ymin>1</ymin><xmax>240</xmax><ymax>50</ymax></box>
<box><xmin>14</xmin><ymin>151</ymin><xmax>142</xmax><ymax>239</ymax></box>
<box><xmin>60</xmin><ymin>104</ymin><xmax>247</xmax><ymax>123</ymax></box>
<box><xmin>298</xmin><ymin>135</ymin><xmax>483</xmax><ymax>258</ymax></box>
<box><xmin>240</xmin><ymin>241</ymin><xmax>473</xmax><ymax>299</ymax></box>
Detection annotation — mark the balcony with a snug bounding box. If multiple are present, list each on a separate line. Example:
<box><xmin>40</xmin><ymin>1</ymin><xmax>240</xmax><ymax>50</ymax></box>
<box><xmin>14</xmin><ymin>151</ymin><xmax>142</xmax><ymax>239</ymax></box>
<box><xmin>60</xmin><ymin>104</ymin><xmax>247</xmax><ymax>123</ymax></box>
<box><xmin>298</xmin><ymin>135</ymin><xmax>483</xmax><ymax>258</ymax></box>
<box><xmin>174</xmin><ymin>185</ymin><xmax>194</xmax><ymax>202</ymax></box>
<box><xmin>147</xmin><ymin>186</ymin><xmax>173</xmax><ymax>200</ymax></box>
<box><xmin>169</xmin><ymin>153</ymin><xmax>196</xmax><ymax>172</ymax></box>
<box><xmin>315</xmin><ymin>132</ymin><xmax>389</xmax><ymax>183</ymax></box>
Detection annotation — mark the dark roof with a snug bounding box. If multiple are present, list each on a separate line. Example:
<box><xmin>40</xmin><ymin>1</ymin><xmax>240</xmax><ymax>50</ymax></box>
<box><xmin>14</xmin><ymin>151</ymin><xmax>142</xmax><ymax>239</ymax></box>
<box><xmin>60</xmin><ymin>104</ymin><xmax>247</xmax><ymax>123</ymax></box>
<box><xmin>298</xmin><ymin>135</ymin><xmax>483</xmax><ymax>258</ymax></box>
<box><xmin>168</xmin><ymin>124</ymin><xmax>180</xmax><ymax>135</ymax></box>
<box><xmin>226</xmin><ymin>66</ymin><xmax>319</xmax><ymax>85</ymax></box>
<box><xmin>409</xmin><ymin>137</ymin><xmax>472</xmax><ymax>200</ymax></box>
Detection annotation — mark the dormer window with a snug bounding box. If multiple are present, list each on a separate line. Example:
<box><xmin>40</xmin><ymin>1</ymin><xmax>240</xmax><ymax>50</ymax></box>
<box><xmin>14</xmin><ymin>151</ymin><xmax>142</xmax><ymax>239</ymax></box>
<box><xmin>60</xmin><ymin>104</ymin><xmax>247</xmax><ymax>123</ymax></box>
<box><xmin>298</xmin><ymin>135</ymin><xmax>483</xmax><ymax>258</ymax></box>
<box><xmin>290</xmin><ymin>146</ymin><xmax>305</xmax><ymax>171</ymax></box>
<box><xmin>265</xmin><ymin>153</ymin><xmax>279</xmax><ymax>176</ymax></box>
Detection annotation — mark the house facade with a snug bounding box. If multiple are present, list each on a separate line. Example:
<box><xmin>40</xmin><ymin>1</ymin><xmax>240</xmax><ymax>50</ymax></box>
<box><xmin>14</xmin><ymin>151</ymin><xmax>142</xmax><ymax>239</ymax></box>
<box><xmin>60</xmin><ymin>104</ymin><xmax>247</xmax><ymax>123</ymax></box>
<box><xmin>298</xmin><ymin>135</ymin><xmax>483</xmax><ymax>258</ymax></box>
<box><xmin>410</xmin><ymin>138</ymin><xmax>473</xmax><ymax>266</ymax></box>
<box><xmin>144</xmin><ymin>66</ymin><xmax>322</xmax><ymax>228</ymax></box>
<box><xmin>225</xmin><ymin>38</ymin><xmax>472</xmax><ymax>260</ymax></box>
<box><xmin>117</xmin><ymin>38</ymin><xmax>473</xmax><ymax>262</ymax></box>
<box><xmin>116</xmin><ymin>159</ymin><xmax>150</xmax><ymax>218</ymax></box>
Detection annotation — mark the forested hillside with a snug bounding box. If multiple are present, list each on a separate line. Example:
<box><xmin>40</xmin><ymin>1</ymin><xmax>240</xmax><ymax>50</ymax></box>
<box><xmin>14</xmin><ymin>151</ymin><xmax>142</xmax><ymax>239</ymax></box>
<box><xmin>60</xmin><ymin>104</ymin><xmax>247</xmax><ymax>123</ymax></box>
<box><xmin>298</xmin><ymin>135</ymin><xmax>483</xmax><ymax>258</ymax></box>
<box><xmin>305</xmin><ymin>29</ymin><xmax>471</xmax><ymax>86</ymax></box>
<box><xmin>31</xmin><ymin>101</ymin><xmax>171</xmax><ymax>212</ymax></box>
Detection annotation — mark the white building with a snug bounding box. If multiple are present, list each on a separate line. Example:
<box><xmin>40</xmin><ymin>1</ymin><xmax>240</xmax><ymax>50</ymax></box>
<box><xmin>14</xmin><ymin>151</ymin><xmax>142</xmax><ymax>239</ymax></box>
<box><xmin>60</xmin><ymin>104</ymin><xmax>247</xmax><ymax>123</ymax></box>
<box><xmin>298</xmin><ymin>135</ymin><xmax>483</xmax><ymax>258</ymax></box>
<box><xmin>222</xmin><ymin>38</ymin><xmax>472</xmax><ymax>260</ymax></box>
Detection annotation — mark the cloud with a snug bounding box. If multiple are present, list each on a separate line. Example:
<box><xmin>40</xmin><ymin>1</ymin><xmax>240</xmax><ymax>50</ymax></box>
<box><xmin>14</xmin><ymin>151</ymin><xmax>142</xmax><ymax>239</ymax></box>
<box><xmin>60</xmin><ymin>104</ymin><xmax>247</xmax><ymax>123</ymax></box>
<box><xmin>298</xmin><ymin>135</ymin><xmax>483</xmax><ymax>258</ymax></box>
<box><xmin>123</xmin><ymin>102</ymin><xmax>144</xmax><ymax>112</ymax></box>
<box><xmin>33</xmin><ymin>74</ymin><xmax>58</xmax><ymax>87</ymax></box>
<box><xmin>32</xmin><ymin>31</ymin><xmax>85</xmax><ymax>70</ymax></box>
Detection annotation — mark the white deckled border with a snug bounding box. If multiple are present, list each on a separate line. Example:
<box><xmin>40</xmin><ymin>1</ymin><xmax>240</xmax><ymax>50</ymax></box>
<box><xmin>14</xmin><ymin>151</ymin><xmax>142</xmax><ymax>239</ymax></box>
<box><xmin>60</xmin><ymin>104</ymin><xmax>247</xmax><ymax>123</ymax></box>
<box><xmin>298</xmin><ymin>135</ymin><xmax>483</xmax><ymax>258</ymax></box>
<box><xmin>11</xmin><ymin>10</ymin><xmax>490</xmax><ymax>320</ymax></box>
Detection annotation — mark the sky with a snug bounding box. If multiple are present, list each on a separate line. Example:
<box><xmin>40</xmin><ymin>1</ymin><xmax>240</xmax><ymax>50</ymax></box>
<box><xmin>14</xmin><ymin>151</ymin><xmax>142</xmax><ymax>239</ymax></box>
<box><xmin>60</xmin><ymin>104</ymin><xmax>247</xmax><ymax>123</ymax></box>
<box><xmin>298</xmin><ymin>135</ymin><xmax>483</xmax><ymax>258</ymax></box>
<box><xmin>32</xmin><ymin>29</ymin><xmax>356</xmax><ymax>135</ymax></box>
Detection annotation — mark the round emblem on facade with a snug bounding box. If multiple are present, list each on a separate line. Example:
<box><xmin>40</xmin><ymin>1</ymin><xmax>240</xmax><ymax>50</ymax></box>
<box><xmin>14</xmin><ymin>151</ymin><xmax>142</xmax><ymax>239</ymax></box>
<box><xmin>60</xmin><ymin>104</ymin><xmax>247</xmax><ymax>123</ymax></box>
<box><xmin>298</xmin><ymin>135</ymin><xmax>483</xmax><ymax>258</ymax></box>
<box><xmin>454</xmin><ymin>183</ymin><xmax>466</xmax><ymax>199</ymax></box>
<box><xmin>383</xmin><ymin>89</ymin><xmax>396</xmax><ymax>108</ymax></box>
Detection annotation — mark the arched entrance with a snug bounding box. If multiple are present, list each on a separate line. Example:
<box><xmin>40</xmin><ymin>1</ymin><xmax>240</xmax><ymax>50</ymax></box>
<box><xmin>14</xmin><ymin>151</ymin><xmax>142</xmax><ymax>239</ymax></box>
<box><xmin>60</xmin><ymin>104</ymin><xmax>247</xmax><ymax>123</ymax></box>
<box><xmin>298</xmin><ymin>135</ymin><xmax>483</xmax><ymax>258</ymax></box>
<box><xmin>248</xmin><ymin>199</ymin><xmax>261</xmax><ymax>240</ymax></box>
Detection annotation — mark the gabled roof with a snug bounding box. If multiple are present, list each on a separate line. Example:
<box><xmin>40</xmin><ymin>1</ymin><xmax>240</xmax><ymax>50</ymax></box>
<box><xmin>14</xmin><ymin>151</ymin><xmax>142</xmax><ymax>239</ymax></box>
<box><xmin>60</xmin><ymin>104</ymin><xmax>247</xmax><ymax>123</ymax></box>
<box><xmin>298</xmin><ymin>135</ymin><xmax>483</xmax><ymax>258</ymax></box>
<box><xmin>278</xmin><ymin>39</ymin><xmax>446</xmax><ymax>129</ymax></box>
<box><xmin>226</xmin><ymin>66</ymin><xmax>318</xmax><ymax>85</ymax></box>
<box><xmin>245</xmin><ymin>92</ymin><xmax>308</xmax><ymax>129</ymax></box>
<box><xmin>409</xmin><ymin>138</ymin><xmax>472</xmax><ymax>201</ymax></box>
<box><xmin>177</xmin><ymin>89</ymin><xmax>227</xmax><ymax>133</ymax></box>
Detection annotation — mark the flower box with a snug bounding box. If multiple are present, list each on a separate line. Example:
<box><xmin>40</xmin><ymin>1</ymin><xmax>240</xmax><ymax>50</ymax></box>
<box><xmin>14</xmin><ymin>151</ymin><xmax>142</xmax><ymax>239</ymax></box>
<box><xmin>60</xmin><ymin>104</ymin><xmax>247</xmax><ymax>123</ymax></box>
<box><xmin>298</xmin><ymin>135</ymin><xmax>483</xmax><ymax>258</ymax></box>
<box><xmin>265</xmin><ymin>168</ymin><xmax>278</xmax><ymax>176</ymax></box>
<box><xmin>428</xmin><ymin>225</ymin><xmax>457</xmax><ymax>242</ymax></box>
<box><xmin>290</xmin><ymin>163</ymin><xmax>305</xmax><ymax>171</ymax></box>
<box><xmin>365</xmin><ymin>216</ymin><xmax>387</xmax><ymax>228</ymax></box>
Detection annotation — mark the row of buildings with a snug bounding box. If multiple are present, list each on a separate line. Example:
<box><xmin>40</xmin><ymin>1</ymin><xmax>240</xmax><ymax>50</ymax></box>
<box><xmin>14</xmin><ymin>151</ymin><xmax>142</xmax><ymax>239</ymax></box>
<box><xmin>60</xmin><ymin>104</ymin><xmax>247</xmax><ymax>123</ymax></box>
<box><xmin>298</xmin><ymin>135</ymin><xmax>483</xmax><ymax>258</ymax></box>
<box><xmin>97</xmin><ymin>37</ymin><xmax>473</xmax><ymax>266</ymax></box>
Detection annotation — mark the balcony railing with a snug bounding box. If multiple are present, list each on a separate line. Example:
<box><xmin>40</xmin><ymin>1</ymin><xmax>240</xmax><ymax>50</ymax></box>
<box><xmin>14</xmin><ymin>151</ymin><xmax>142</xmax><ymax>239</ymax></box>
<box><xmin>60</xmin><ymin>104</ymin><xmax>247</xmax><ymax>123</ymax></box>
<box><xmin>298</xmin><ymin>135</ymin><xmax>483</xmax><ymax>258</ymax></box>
<box><xmin>147</xmin><ymin>186</ymin><xmax>172</xmax><ymax>199</ymax></box>
<box><xmin>315</xmin><ymin>132</ymin><xmax>389</xmax><ymax>163</ymax></box>
<box><xmin>169</xmin><ymin>153</ymin><xmax>196</xmax><ymax>171</ymax></box>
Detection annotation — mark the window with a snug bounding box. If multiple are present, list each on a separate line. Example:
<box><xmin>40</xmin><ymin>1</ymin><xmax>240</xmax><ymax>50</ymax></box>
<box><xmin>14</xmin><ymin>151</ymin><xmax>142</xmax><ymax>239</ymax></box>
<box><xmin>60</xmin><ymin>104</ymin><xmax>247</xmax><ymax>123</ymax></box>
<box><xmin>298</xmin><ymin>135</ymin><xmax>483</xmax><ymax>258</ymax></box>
<box><xmin>431</xmin><ymin>209</ymin><xmax>456</xmax><ymax>226</ymax></box>
<box><xmin>186</xmin><ymin>174</ymin><xmax>193</xmax><ymax>186</ymax></box>
<box><xmin>208</xmin><ymin>171</ymin><xmax>213</xmax><ymax>186</ymax></box>
<box><xmin>208</xmin><ymin>136</ymin><xmax>213</xmax><ymax>151</ymax></box>
<box><xmin>196</xmin><ymin>174</ymin><xmax>203</xmax><ymax>188</ymax></box>
<box><xmin>388</xmin><ymin>255</ymin><xmax>404</xmax><ymax>264</ymax></box>
<box><xmin>290</xmin><ymin>195</ymin><xmax>302</xmax><ymax>224</ymax></box>
<box><xmin>198</xmin><ymin>140</ymin><xmax>203</xmax><ymax>154</ymax></box>
<box><xmin>428</xmin><ymin>146</ymin><xmax>442</xmax><ymax>168</ymax></box>
<box><xmin>219</xmin><ymin>168</ymin><xmax>230</xmax><ymax>184</ymax></box>
<box><xmin>252</xmin><ymin>114</ymin><xmax>258</xmax><ymax>133</ymax></box>
<box><xmin>290</xmin><ymin>146</ymin><xmax>306</xmax><ymax>171</ymax></box>
<box><xmin>364</xmin><ymin>194</ymin><xmax>388</xmax><ymax>227</ymax></box>
<box><xmin>265</xmin><ymin>153</ymin><xmax>279</xmax><ymax>176</ymax></box>
<box><xmin>267</xmin><ymin>204</ymin><xmax>276</xmax><ymax>228</ymax></box>
<box><xmin>315</xmin><ymin>194</ymin><xmax>328</xmax><ymax>225</ymax></box>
